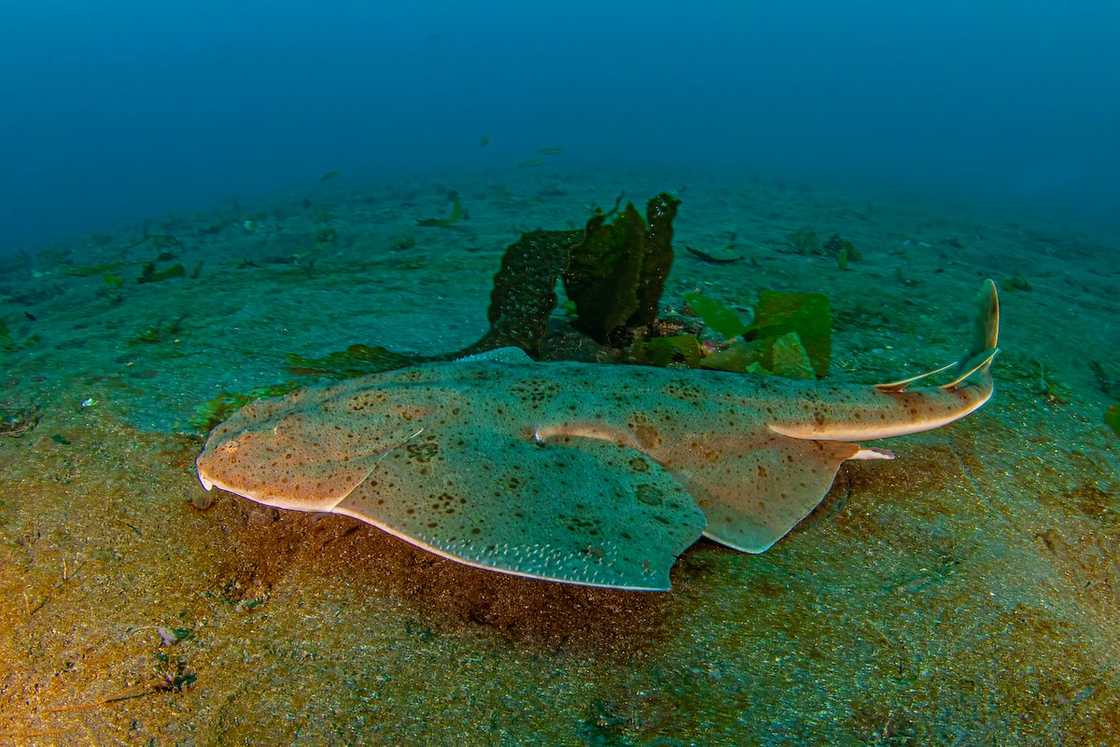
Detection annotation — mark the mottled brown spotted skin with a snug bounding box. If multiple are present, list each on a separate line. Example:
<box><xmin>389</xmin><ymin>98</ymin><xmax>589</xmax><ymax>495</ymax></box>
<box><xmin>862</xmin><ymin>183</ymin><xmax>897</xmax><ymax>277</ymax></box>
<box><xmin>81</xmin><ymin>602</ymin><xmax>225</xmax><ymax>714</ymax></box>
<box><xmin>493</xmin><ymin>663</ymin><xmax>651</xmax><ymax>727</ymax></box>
<box><xmin>197</xmin><ymin>341</ymin><xmax>994</xmax><ymax>589</ymax></box>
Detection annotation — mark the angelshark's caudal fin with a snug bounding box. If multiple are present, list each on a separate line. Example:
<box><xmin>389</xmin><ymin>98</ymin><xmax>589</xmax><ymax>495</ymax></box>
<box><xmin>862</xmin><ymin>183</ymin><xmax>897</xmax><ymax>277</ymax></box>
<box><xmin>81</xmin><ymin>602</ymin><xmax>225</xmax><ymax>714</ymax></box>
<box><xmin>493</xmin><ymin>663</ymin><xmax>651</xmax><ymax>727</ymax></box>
<box><xmin>875</xmin><ymin>279</ymin><xmax>1000</xmax><ymax>392</ymax></box>
<box><xmin>943</xmin><ymin>277</ymin><xmax>1000</xmax><ymax>387</ymax></box>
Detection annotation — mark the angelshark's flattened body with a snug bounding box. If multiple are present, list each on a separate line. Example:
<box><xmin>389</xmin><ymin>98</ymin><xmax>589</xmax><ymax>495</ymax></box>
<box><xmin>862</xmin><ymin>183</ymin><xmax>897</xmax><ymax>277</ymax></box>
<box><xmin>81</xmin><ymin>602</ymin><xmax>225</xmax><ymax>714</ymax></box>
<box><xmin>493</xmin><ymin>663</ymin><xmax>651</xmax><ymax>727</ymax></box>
<box><xmin>196</xmin><ymin>281</ymin><xmax>1000</xmax><ymax>590</ymax></box>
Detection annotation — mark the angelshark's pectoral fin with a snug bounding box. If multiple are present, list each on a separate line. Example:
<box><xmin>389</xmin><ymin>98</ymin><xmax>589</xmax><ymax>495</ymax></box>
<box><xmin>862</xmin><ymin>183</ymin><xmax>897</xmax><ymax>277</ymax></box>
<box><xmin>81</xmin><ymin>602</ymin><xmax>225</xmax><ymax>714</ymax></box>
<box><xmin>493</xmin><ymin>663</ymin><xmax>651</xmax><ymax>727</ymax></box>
<box><xmin>333</xmin><ymin>429</ymin><xmax>706</xmax><ymax>590</ymax></box>
<box><xmin>672</xmin><ymin>434</ymin><xmax>883</xmax><ymax>553</ymax></box>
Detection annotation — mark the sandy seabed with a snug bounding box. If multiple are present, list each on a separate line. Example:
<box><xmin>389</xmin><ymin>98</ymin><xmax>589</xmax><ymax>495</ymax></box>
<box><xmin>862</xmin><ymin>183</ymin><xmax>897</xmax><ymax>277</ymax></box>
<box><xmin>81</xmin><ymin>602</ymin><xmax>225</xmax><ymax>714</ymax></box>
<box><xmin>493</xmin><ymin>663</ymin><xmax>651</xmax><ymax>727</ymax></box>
<box><xmin>1</xmin><ymin>164</ymin><xmax>1118</xmax><ymax>744</ymax></box>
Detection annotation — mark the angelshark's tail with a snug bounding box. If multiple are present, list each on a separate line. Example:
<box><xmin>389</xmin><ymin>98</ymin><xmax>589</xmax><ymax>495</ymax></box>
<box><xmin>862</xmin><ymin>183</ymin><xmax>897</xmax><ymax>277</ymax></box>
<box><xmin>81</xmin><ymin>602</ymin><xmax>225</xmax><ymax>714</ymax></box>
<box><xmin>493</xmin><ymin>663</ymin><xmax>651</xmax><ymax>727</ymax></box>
<box><xmin>700</xmin><ymin>280</ymin><xmax>1002</xmax><ymax>554</ymax></box>
<box><xmin>944</xmin><ymin>278</ymin><xmax>1000</xmax><ymax>388</ymax></box>
<box><xmin>872</xmin><ymin>279</ymin><xmax>1000</xmax><ymax>393</ymax></box>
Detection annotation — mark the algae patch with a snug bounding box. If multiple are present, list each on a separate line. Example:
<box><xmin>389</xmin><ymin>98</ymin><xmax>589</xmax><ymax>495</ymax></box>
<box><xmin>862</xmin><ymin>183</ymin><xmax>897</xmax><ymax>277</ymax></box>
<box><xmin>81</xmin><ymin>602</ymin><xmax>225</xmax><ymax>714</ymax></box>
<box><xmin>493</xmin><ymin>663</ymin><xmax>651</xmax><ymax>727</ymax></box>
<box><xmin>563</xmin><ymin>193</ymin><xmax>680</xmax><ymax>345</ymax></box>
<box><xmin>286</xmin><ymin>345</ymin><xmax>418</xmax><ymax>379</ymax></box>
<box><xmin>416</xmin><ymin>191</ymin><xmax>465</xmax><ymax>228</ymax></box>
<box><xmin>787</xmin><ymin>230</ymin><xmax>863</xmax><ymax>271</ymax></box>
<box><xmin>628</xmin><ymin>335</ymin><xmax>705</xmax><ymax>368</ymax></box>
<box><xmin>1106</xmin><ymin>404</ymin><xmax>1120</xmax><ymax>437</ymax></box>
<box><xmin>0</xmin><ymin>316</ymin><xmax>40</xmax><ymax>353</ymax></box>
<box><xmin>467</xmin><ymin>228</ymin><xmax>579</xmax><ymax>356</ymax></box>
<box><xmin>682</xmin><ymin>291</ymin><xmax>747</xmax><ymax>339</ymax></box>
<box><xmin>747</xmin><ymin>290</ymin><xmax>831</xmax><ymax>378</ymax></box>
<box><xmin>0</xmin><ymin>318</ymin><xmax>12</xmax><ymax>351</ymax></box>
<box><xmin>191</xmin><ymin>382</ymin><xmax>303</xmax><ymax>432</ymax></box>
<box><xmin>786</xmin><ymin>228</ymin><xmax>820</xmax><ymax>255</ymax></box>
<box><xmin>138</xmin><ymin>261</ymin><xmax>187</xmax><ymax>284</ymax></box>
<box><xmin>654</xmin><ymin>289</ymin><xmax>831</xmax><ymax>380</ymax></box>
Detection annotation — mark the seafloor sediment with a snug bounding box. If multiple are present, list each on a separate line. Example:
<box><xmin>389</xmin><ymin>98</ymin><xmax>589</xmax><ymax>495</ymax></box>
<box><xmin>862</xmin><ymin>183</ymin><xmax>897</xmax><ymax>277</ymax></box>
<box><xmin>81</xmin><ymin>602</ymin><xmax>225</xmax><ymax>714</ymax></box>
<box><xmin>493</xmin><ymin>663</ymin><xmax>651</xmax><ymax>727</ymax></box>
<box><xmin>1</xmin><ymin>166</ymin><xmax>1117</xmax><ymax>744</ymax></box>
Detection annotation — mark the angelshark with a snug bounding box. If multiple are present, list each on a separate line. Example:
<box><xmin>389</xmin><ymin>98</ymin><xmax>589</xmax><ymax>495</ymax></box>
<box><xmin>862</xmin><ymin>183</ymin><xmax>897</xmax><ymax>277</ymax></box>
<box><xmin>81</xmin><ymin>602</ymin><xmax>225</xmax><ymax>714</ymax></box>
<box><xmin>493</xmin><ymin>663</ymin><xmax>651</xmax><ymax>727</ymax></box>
<box><xmin>196</xmin><ymin>281</ymin><xmax>999</xmax><ymax>590</ymax></box>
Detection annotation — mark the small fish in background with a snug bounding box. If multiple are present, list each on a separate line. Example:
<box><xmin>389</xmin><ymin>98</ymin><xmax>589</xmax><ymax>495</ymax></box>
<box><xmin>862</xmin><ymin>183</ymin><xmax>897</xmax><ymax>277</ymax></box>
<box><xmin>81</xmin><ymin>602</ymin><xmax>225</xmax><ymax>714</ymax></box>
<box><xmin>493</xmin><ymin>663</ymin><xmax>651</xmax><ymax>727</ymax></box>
<box><xmin>537</xmin><ymin>146</ymin><xmax>564</xmax><ymax>156</ymax></box>
<box><xmin>479</xmin><ymin>134</ymin><xmax>490</xmax><ymax>147</ymax></box>
<box><xmin>517</xmin><ymin>158</ymin><xmax>545</xmax><ymax>168</ymax></box>
<box><xmin>319</xmin><ymin>170</ymin><xmax>340</xmax><ymax>183</ymax></box>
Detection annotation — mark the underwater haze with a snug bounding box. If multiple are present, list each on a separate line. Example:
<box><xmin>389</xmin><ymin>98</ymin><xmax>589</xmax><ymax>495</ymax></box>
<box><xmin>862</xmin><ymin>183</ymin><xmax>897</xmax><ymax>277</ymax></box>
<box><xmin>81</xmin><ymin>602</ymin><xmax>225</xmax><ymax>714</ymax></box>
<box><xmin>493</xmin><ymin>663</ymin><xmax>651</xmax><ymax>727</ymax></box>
<box><xmin>2</xmin><ymin>0</ymin><xmax>1119</xmax><ymax>253</ymax></box>
<box><xmin>3</xmin><ymin>2</ymin><xmax>1120</xmax><ymax>744</ymax></box>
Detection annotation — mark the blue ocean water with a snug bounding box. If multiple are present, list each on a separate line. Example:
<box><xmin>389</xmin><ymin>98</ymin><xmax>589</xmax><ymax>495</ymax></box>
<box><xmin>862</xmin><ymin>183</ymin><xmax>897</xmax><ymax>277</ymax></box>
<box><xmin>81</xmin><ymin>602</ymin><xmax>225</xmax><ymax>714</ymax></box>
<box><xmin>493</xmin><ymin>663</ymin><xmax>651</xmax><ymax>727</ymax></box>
<box><xmin>1</xmin><ymin>1</ymin><xmax>1117</xmax><ymax>254</ymax></box>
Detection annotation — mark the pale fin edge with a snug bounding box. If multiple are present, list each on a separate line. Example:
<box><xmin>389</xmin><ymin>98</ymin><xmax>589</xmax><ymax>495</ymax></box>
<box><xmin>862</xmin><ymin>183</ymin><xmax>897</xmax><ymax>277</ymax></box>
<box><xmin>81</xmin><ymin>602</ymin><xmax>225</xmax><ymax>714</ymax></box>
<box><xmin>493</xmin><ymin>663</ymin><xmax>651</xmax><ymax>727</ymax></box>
<box><xmin>874</xmin><ymin>360</ymin><xmax>957</xmax><ymax>392</ymax></box>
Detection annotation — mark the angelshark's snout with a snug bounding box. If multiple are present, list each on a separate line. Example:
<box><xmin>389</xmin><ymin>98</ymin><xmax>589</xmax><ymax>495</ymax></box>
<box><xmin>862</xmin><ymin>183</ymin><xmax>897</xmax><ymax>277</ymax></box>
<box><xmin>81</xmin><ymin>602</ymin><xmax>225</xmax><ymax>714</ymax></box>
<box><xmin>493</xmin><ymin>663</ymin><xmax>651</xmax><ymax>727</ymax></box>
<box><xmin>195</xmin><ymin>418</ymin><xmax>294</xmax><ymax>504</ymax></box>
<box><xmin>194</xmin><ymin>387</ymin><xmax>433</xmax><ymax>513</ymax></box>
